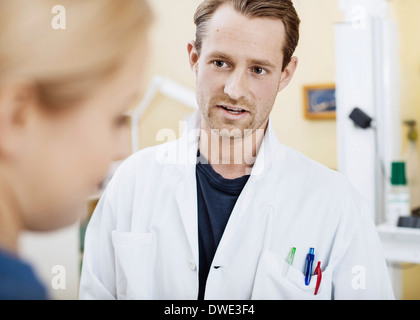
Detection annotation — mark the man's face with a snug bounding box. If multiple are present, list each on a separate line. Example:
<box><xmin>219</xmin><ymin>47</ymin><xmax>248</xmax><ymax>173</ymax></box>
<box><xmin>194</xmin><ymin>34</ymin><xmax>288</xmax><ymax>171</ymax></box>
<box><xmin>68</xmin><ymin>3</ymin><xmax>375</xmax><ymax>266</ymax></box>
<box><xmin>188</xmin><ymin>3</ymin><xmax>297</xmax><ymax>139</ymax></box>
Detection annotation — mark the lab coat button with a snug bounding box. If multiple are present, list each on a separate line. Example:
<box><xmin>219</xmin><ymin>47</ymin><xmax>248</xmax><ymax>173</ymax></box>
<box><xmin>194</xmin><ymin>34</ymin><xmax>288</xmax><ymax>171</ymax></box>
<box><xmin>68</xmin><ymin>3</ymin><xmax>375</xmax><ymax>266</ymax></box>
<box><xmin>188</xmin><ymin>259</ymin><xmax>196</xmax><ymax>271</ymax></box>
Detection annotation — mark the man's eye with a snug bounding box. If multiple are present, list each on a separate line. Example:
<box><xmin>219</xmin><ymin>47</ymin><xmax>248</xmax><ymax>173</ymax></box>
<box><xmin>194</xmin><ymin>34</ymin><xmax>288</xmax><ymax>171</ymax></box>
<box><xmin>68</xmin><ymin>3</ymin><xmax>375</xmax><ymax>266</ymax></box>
<box><xmin>252</xmin><ymin>67</ymin><xmax>267</xmax><ymax>75</ymax></box>
<box><xmin>213</xmin><ymin>60</ymin><xmax>228</xmax><ymax>68</ymax></box>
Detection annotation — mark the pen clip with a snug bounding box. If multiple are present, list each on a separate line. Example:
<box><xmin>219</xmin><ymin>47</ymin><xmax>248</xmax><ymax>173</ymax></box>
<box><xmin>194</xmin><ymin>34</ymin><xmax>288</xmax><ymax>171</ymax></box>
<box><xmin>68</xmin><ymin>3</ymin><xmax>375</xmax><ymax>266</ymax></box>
<box><xmin>314</xmin><ymin>261</ymin><xmax>322</xmax><ymax>295</ymax></box>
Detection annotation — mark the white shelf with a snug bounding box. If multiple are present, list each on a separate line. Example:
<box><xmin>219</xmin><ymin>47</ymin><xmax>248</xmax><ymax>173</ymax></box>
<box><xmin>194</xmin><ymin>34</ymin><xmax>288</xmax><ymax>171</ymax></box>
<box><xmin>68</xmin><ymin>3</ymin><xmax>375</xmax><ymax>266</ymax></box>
<box><xmin>377</xmin><ymin>224</ymin><xmax>420</xmax><ymax>264</ymax></box>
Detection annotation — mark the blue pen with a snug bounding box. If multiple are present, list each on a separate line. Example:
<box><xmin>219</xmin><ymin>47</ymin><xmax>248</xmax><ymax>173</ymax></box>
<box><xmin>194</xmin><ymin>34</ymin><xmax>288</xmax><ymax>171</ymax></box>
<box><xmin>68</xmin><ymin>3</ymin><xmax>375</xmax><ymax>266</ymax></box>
<box><xmin>304</xmin><ymin>248</ymin><xmax>315</xmax><ymax>286</ymax></box>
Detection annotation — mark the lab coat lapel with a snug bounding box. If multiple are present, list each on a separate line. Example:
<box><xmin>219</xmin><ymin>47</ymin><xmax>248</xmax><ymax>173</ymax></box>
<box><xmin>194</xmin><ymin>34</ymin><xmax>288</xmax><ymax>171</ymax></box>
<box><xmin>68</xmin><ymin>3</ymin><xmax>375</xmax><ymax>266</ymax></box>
<box><xmin>173</xmin><ymin>112</ymin><xmax>201</xmax><ymax>264</ymax></box>
<box><xmin>175</xmin><ymin>171</ymin><xmax>199</xmax><ymax>264</ymax></box>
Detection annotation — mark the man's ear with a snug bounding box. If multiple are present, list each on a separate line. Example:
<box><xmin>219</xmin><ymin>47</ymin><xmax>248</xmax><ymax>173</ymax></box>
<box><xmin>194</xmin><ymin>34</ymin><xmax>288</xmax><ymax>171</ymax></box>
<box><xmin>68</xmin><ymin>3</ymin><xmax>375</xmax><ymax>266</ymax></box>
<box><xmin>0</xmin><ymin>82</ymin><xmax>37</xmax><ymax>159</ymax></box>
<box><xmin>277</xmin><ymin>56</ymin><xmax>298</xmax><ymax>93</ymax></box>
<box><xmin>187</xmin><ymin>40</ymin><xmax>199</xmax><ymax>74</ymax></box>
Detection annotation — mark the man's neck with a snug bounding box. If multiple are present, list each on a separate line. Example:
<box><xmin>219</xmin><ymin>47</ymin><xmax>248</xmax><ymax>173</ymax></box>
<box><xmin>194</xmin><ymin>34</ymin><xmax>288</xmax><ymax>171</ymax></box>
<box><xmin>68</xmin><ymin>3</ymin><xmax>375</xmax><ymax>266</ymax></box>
<box><xmin>198</xmin><ymin>121</ymin><xmax>267</xmax><ymax>179</ymax></box>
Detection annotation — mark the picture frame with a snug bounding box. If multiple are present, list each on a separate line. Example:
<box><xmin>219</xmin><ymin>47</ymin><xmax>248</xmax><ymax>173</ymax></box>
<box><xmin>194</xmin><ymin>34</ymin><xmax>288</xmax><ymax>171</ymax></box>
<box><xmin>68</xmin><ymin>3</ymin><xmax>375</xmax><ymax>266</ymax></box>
<box><xmin>303</xmin><ymin>84</ymin><xmax>336</xmax><ymax>120</ymax></box>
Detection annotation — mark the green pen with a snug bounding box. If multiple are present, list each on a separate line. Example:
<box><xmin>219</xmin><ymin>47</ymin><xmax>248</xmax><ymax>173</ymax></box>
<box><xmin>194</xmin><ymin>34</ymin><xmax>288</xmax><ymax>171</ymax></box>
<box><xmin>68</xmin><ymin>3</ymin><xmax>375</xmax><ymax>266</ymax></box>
<box><xmin>286</xmin><ymin>247</ymin><xmax>296</xmax><ymax>265</ymax></box>
<box><xmin>282</xmin><ymin>247</ymin><xmax>296</xmax><ymax>276</ymax></box>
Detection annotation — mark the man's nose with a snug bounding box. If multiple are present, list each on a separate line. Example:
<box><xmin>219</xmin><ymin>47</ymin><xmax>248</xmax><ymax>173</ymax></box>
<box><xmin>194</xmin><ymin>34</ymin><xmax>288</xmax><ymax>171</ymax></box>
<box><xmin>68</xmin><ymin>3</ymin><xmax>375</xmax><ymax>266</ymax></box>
<box><xmin>224</xmin><ymin>70</ymin><xmax>248</xmax><ymax>101</ymax></box>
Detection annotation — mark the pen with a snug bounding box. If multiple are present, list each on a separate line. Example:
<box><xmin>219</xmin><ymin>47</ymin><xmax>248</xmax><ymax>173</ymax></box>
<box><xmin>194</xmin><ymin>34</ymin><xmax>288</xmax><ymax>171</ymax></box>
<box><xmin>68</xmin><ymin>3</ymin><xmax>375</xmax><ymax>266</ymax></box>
<box><xmin>314</xmin><ymin>261</ymin><xmax>322</xmax><ymax>295</ymax></box>
<box><xmin>282</xmin><ymin>247</ymin><xmax>296</xmax><ymax>276</ymax></box>
<box><xmin>304</xmin><ymin>248</ymin><xmax>315</xmax><ymax>286</ymax></box>
<box><xmin>286</xmin><ymin>247</ymin><xmax>296</xmax><ymax>265</ymax></box>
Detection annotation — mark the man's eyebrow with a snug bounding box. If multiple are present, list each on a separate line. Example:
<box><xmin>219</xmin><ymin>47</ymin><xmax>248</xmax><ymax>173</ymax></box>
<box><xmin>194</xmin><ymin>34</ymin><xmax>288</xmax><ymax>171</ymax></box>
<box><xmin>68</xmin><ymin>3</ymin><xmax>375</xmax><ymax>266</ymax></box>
<box><xmin>248</xmin><ymin>59</ymin><xmax>276</xmax><ymax>70</ymax></box>
<box><xmin>206</xmin><ymin>51</ymin><xmax>233</xmax><ymax>61</ymax></box>
<box><xmin>206</xmin><ymin>51</ymin><xmax>277</xmax><ymax>70</ymax></box>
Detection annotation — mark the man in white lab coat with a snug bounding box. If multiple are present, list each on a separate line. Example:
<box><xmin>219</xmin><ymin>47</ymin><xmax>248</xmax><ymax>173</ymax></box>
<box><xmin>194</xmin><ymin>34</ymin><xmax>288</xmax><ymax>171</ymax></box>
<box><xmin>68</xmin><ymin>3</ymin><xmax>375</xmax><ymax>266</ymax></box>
<box><xmin>79</xmin><ymin>0</ymin><xmax>395</xmax><ymax>300</ymax></box>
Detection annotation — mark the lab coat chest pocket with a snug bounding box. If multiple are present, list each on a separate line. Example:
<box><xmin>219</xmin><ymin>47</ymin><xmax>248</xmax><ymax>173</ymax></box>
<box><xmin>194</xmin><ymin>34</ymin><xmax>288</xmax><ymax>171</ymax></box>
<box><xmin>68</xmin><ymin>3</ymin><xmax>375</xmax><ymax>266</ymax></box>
<box><xmin>251</xmin><ymin>250</ymin><xmax>333</xmax><ymax>300</ymax></box>
<box><xmin>112</xmin><ymin>231</ymin><xmax>153</xmax><ymax>300</ymax></box>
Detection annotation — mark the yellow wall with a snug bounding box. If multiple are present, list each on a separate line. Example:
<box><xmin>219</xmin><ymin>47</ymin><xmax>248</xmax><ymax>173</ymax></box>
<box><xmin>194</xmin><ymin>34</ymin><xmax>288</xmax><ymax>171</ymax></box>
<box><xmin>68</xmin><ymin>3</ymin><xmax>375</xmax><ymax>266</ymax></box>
<box><xmin>273</xmin><ymin>0</ymin><xmax>341</xmax><ymax>170</ymax></box>
<box><xmin>135</xmin><ymin>0</ymin><xmax>199</xmax><ymax>150</ymax></box>
<box><xmin>390</xmin><ymin>0</ymin><xmax>420</xmax><ymax>143</ymax></box>
<box><xmin>389</xmin><ymin>0</ymin><xmax>420</xmax><ymax>300</ymax></box>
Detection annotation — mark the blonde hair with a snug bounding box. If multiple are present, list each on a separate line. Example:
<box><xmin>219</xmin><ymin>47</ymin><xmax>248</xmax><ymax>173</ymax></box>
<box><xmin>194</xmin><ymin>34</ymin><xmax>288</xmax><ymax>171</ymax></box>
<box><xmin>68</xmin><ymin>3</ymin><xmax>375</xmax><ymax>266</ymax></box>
<box><xmin>0</xmin><ymin>0</ymin><xmax>152</xmax><ymax>108</ymax></box>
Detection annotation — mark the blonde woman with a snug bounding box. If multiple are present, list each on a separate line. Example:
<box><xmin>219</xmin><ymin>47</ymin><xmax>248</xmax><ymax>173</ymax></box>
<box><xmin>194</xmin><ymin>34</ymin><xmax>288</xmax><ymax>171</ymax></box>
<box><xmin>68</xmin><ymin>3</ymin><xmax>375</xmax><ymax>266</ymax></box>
<box><xmin>0</xmin><ymin>0</ymin><xmax>151</xmax><ymax>299</ymax></box>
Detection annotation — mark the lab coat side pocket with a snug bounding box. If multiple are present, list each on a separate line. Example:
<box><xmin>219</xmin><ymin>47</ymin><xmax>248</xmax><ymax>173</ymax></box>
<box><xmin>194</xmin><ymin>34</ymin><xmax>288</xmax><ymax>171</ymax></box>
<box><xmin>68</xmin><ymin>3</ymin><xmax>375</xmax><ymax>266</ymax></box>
<box><xmin>251</xmin><ymin>250</ymin><xmax>333</xmax><ymax>300</ymax></box>
<box><xmin>112</xmin><ymin>231</ymin><xmax>153</xmax><ymax>300</ymax></box>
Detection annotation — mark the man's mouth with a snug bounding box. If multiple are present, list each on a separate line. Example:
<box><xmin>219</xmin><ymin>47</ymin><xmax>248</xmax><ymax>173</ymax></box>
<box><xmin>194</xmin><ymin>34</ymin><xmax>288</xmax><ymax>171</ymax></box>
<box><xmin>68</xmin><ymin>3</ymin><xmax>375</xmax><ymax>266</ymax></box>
<box><xmin>218</xmin><ymin>105</ymin><xmax>248</xmax><ymax>115</ymax></box>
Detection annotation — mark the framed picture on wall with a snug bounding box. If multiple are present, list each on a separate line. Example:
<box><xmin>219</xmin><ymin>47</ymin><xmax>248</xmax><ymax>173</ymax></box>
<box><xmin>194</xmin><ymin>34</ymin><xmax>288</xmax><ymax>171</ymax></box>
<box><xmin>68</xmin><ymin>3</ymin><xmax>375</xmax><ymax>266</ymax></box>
<box><xmin>303</xmin><ymin>84</ymin><xmax>336</xmax><ymax>120</ymax></box>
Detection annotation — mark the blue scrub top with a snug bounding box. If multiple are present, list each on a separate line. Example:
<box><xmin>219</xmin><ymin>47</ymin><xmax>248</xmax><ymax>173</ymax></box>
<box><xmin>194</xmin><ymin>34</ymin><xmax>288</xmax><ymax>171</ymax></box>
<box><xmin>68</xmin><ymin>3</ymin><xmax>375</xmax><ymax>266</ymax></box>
<box><xmin>0</xmin><ymin>248</ymin><xmax>48</xmax><ymax>300</ymax></box>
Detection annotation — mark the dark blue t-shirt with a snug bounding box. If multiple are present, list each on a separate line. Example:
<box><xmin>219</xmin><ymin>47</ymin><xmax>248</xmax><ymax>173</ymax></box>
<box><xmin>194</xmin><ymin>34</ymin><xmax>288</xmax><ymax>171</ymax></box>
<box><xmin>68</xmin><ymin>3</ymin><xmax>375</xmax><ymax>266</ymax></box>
<box><xmin>196</xmin><ymin>150</ymin><xmax>250</xmax><ymax>300</ymax></box>
<box><xmin>0</xmin><ymin>249</ymin><xmax>48</xmax><ymax>300</ymax></box>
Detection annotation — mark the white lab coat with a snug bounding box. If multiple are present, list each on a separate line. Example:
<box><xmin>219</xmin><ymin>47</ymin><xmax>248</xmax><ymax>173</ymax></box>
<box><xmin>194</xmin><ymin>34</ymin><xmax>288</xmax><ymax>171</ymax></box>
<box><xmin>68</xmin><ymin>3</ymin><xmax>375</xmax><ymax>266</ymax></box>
<box><xmin>79</xmin><ymin>111</ymin><xmax>394</xmax><ymax>300</ymax></box>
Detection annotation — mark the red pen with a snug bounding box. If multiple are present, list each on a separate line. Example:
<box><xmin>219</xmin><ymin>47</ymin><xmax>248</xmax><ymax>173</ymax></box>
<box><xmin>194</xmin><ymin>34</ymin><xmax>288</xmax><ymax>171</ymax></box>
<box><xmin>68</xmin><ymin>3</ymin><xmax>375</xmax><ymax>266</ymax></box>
<box><xmin>314</xmin><ymin>261</ymin><xmax>322</xmax><ymax>295</ymax></box>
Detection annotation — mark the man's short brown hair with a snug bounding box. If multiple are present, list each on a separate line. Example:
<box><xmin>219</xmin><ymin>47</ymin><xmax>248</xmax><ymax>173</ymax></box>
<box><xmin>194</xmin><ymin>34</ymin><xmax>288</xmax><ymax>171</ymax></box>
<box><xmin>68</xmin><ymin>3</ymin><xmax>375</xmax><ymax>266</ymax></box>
<box><xmin>194</xmin><ymin>0</ymin><xmax>300</xmax><ymax>71</ymax></box>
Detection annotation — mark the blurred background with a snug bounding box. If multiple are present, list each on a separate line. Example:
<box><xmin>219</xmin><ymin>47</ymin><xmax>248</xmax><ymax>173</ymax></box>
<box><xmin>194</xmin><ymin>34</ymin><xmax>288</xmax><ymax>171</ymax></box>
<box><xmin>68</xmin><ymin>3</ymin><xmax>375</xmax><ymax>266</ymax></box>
<box><xmin>19</xmin><ymin>0</ymin><xmax>420</xmax><ymax>299</ymax></box>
